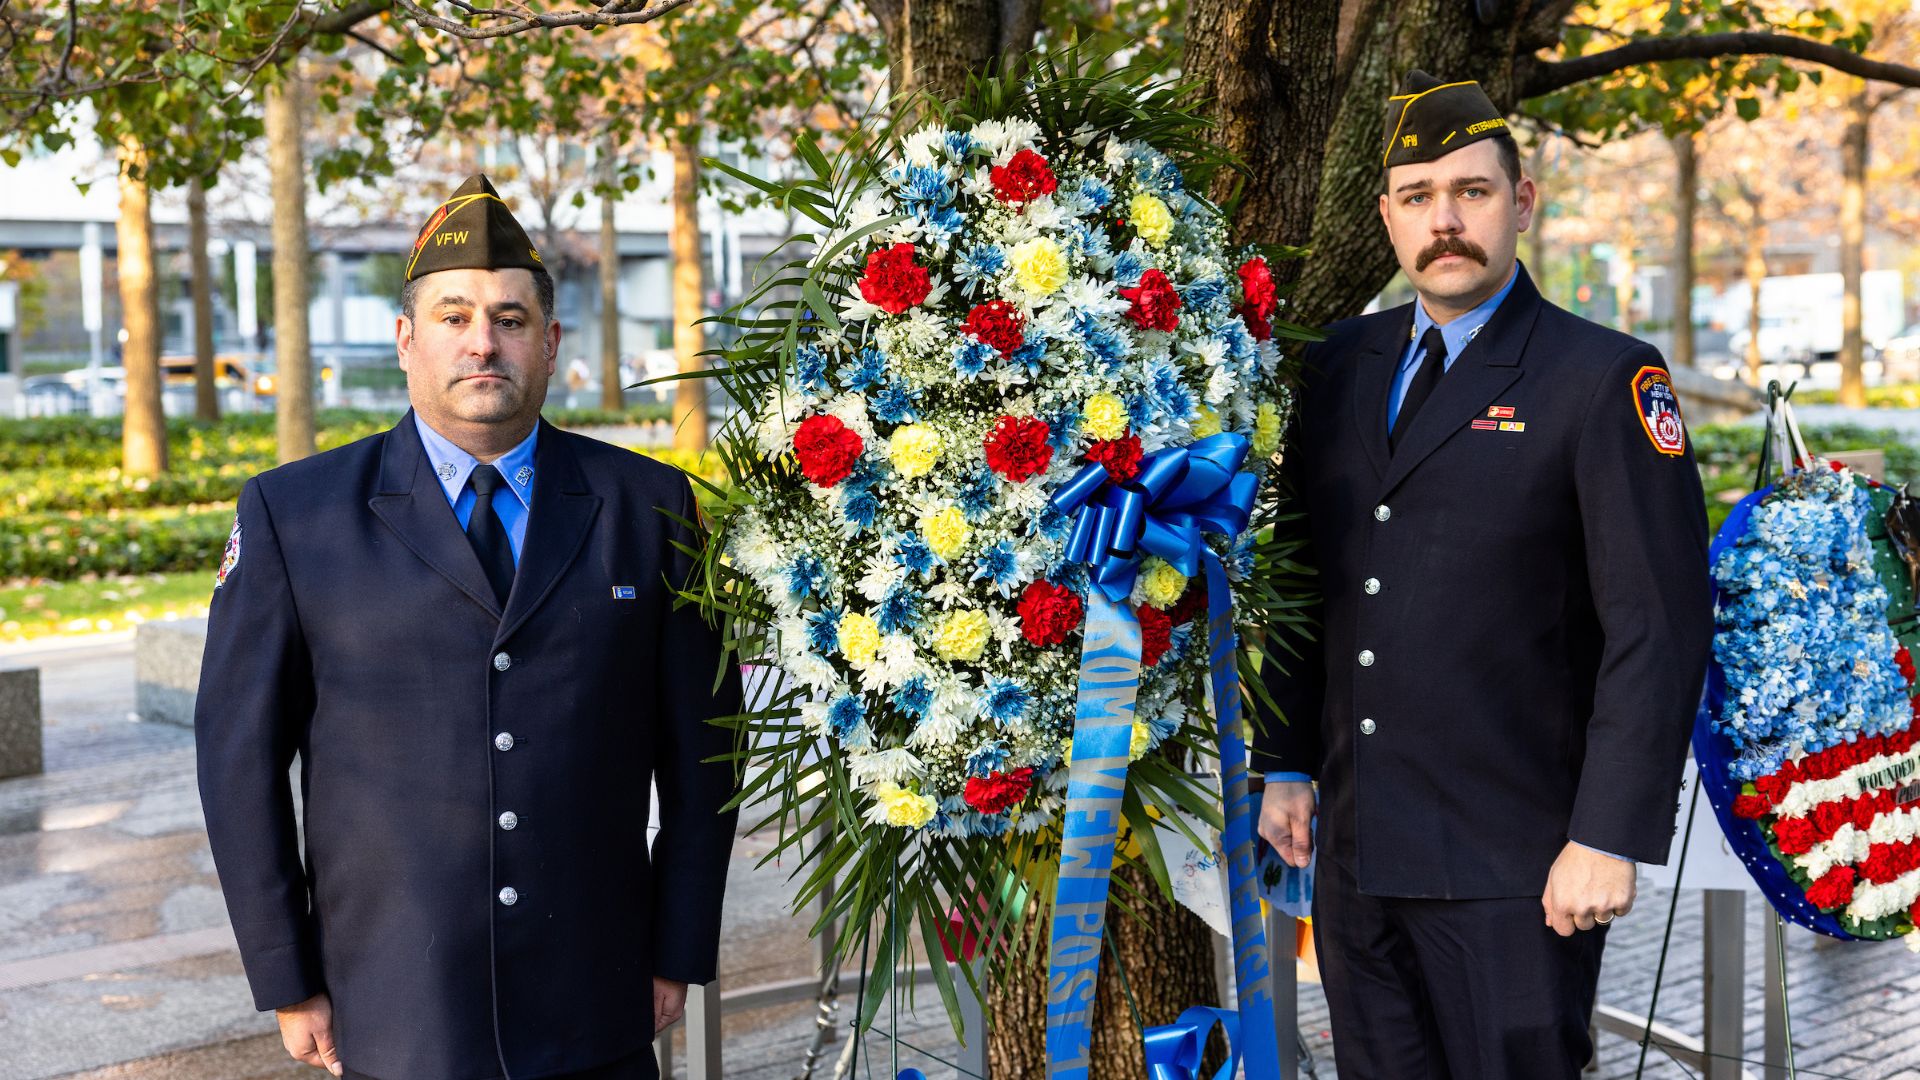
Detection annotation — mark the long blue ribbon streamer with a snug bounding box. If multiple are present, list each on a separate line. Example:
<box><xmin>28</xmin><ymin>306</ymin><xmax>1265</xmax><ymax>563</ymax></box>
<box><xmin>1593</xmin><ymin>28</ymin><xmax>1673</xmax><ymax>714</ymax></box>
<box><xmin>1043</xmin><ymin>434</ymin><xmax>1279</xmax><ymax>1079</ymax></box>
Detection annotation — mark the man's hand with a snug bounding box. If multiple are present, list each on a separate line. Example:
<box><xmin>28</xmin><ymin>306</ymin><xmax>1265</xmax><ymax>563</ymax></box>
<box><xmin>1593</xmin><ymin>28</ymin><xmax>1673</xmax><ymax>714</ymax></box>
<box><xmin>1257</xmin><ymin>781</ymin><xmax>1315</xmax><ymax>869</ymax></box>
<box><xmin>1542</xmin><ymin>842</ymin><xmax>1636</xmax><ymax>937</ymax></box>
<box><xmin>276</xmin><ymin>992</ymin><xmax>343</xmax><ymax>1076</ymax></box>
<box><xmin>653</xmin><ymin>977</ymin><xmax>689</xmax><ymax>1032</ymax></box>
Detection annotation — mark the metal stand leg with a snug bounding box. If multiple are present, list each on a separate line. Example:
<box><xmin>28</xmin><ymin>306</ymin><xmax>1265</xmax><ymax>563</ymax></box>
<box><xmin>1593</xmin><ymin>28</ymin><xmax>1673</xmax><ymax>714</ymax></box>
<box><xmin>655</xmin><ymin>1029</ymin><xmax>674</xmax><ymax>1080</ymax></box>
<box><xmin>686</xmin><ymin>980</ymin><xmax>723</xmax><ymax>1080</ymax></box>
<box><xmin>1265</xmin><ymin>908</ymin><xmax>1299</xmax><ymax>1080</ymax></box>
<box><xmin>1763</xmin><ymin>916</ymin><xmax>1789</xmax><ymax>1078</ymax></box>
<box><xmin>956</xmin><ymin>958</ymin><xmax>989</xmax><ymax>1078</ymax></box>
<box><xmin>1702</xmin><ymin>890</ymin><xmax>1746</xmax><ymax>1080</ymax></box>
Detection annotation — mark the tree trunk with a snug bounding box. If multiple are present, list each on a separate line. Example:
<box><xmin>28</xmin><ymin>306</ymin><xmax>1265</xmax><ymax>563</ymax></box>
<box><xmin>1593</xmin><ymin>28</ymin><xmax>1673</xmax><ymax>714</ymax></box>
<box><xmin>116</xmin><ymin>138</ymin><xmax>168</xmax><ymax>477</ymax></box>
<box><xmin>1528</xmin><ymin>137</ymin><xmax>1547</xmax><ymax>276</ymax></box>
<box><xmin>1839</xmin><ymin>78</ymin><xmax>1869</xmax><ymax>407</ymax></box>
<box><xmin>864</xmin><ymin>0</ymin><xmax>1039</xmax><ymax>101</ymax></box>
<box><xmin>187</xmin><ymin>178</ymin><xmax>221</xmax><ymax>421</ymax></box>
<box><xmin>1613</xmin><ymin>239</ymin><xmax>1636</xmax><ymax>335</ymax></box>
<box><xmin>1182</xmin><ymin>0</ymin><xmax>1342</xmax><ymax>260</ymax></box>
<box><xmin>988</xmin><ymin>862</ymin><xmax>1226</xmax><ymax>1078</ymax></box>
<box><xmin>600</xmin><ymin>139</ymin><xmax>624</xmax><ymax>412</ymax></box>
<box><xmin>266</xmin><ymin>70</ymin><xmax>316</xmax><ymax>464</ymax></box>
<box><xmin>1670</xmin><ymin>132</ymin><xmax>1695</xmax><ymax>369</ymax></box>
<box><xmin>1745</xmin><ymin>220</ymin><xmax>1766</xmax><ymax>386</ymax></box>
<box><xmin>670</xmin><ymin>134</ymin><xmax>708</xmax><ymax>452</ymax></box>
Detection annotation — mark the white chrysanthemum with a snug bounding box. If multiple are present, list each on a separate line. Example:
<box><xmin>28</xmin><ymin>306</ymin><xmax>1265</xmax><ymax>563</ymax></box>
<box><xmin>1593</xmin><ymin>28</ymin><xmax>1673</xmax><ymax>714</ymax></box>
<box><xmin>1102</xmin><ymin>139</ymin><xmax>1132</xmax><ymax>170</ymax></box>
<box><xmin>848</xmin><ymin>747</ymin><xmax>925</xmax><ymax>787</ymax></box>
<box><xmin>755</xmin><ymin>388</ymin><xmax>806</xmax><ymax>458</ymax></box>
<box><xmin>1058</xmin><ymin>276</ymin><xmax>1130</xmax><ymax>318</ymax></box>
<box><xmin>822</xmin><ymin>393</ymin><xmax>877</xmax><ymax>444</ymax></box>
<box><xmin>864</xmin><ymin>634</ymin><xmax>923</xmax><ymax>691</ymax></box>
<box><xmin>1206</xmin><ymin>365</ymin><xmax>1237</xmax><ymax>407</ymax></box>
<box><xmin>731</xmin><ymin>521</ymin><xmax>784</xmax><ymax>577</ymax></box>
<box><xmin>901</xmin><ymin>128</ymin><xmax>947</xmax><ymax>167</ymax></box>
<box><xmin>787</xmin><ymin>652</ymin><xmax>843</xmax><ymax>694</ymax></box>
<box><xmin>856</xmin><ymin>555</ymin><xmax>906</xmax><ymax>603</ymax></box>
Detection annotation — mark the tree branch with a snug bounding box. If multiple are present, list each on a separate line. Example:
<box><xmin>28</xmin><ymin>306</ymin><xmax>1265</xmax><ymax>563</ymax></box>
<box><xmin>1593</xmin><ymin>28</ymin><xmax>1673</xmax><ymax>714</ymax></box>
<box><xmin>387</xmin><ymin>0</ymin><xmax>697</xmax><ymax>39</ymax></box>
<box><xmin>1521</xmin><ymin>31</ymin><xmax>1920</xmax><ymax>99</ymax></box>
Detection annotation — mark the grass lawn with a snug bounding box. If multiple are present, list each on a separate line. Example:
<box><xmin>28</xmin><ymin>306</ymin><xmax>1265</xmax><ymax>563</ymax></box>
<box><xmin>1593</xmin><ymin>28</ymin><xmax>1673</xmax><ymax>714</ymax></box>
<box><xmin>0</xmin><ymin>571</ymin><xmax>214</xmax><ymax>643</ymax></box>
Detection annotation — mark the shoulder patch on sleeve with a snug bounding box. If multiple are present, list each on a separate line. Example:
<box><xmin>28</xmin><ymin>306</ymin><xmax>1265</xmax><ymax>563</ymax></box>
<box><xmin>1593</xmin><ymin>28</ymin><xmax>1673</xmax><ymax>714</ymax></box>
<box><xmin>215</xmin><ymin>516</ymin><xmax>242</xmax><ymax>588</ymax></box>
<box><xmin>1630</xmin><ymin>364</ymin><xmax>1687</xmax><ymax>456</ymax></box>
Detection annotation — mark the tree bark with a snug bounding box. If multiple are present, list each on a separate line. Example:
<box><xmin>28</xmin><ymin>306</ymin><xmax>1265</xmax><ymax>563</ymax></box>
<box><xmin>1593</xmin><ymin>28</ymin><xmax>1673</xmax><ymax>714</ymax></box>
<box><xmin>1745</xmin><ymin>220</ymin><xmax>1766</xmax><ymax>386</ymax></box>
<box><xmin>865</xmin><ymin>0</ymin><xmax>1007</xmax><ymax>102</ymax></box>
<box><xmin>116</xmin><ymin>137</ymin><xmax>167</xmax><ymax>477</ymax></box>
<box><xmin>1613</xmin><ymin>236</ymin><xmax>1636</xmax><ymax>335</ymax></box>
<box><xmin>1839</xmin><ymin>77</ymin><xmax>1869</xmax><ymax>407</ymax></box>
<box><xmin>1182</xmin><ymin>0</ymin><xmax>1343</xmax><ymax>262</ymax></box>
<box><xmin>1670</xmin><ymin>132</ymin><xmax>1695</xmax><ymax>369</ymax></box>
<box><xmin>187</xmin><ymin>178</ymin><xmax>221</xmax><ymax>421</ymax></box>
<box><xmin>988</xmin><ymin>861</ymin><xmax>1226</xmax><ymax>1079</ymax></box>
<box><xmin>266</xmin><ymin>71</ymin><xmax>315</xmax><ymax>463</ymax></box>
<box><xmin>600</xmin><ymin>139</ymin><xmax>624</xmax><ymax>412</ymax></box>
<box><xmin>670</xmin><ymin>133</ymin><xmax>708</xmax><ymax>452</ymax></box>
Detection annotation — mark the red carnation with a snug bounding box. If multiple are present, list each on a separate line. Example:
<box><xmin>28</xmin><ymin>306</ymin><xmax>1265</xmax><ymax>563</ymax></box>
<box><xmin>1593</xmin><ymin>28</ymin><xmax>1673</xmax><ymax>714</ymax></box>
<box><xmin>1084</xmin><ymin>433</ymin><xmax>1143</xmax><ymax>484</ymax></box>
<box><xmin>1138</xmin><ymin>603</ymin><xmax>1173</xmax><ymax>668</ymax></box>
<box><xmin>1731</xmin><ymin>795</ymin><xmax>1771</xmax><ymax>820</ymax></box>
<box><xmin>1804</xmin><ymin>866</ymin><xmax>1856</xmax><ymax>910</ymax></box>
<box><xmin>964</xmin><ymin>767</ymin><xmax>1036</xmax><ymax>814</ymax></box>
<box><xmin>990</xmin><ymin>149</ymin><xmax>1058</xmax><ymax>207</ymax></box>
<box><xmin>984</xmin><ymin>415</ymin><xmax>1054</xmax><ymax>482</ymax></box>
<box><xmin>1018</xmin><ymin>580</ymin><xmax>1084</xmax><ymax>647</ymax></box>
<box><xmin>1120</xmin><ymin>269</ymin><xmax>1183</xmax><ymax>333</ymax></box>
<box><xmin>1754</xmin><ymin>772</ymin><xmax>1793</xmax><ymax>805</ymax></box>
<box><xmin>1898</xmin><ymin>645</ymin><xmax>1915</xmax><ymax>683</ymax></box>
<box><xmin>1237</xmin><ymin>257</ymin><xmax>1277</xmax><ymax>341</ymax></box>
<box><xmin>1812</xmin><ymin>801</ymin><xmax>1850</xmax><ymax>839</ymax></box>
<box><xmin>792</xmin><ymin>414</ymin><xmax>864</xmax><ymax>487</ymax></box>
<box><xmin>963</xmin><ymin>300</ymin><xmax>1027</xmax><ymax>354</ymax></box>
<box><xmin>857</xmin><ymin>243</ymin><xmax>932</xmax><ymax>314</ymax></box>
<box><xmin>1772</xmin><ymin>816</ymin><xmax>1819</xmax><ymax>855</ymax></box>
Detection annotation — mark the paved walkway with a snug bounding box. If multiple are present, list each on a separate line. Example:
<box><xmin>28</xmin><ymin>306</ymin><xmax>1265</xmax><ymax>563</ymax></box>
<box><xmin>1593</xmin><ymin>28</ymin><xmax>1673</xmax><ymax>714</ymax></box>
<box><xmin>1</xmin><ymin>636</ymin><xmax>1916</xmax><ymax>1079</ymax></box>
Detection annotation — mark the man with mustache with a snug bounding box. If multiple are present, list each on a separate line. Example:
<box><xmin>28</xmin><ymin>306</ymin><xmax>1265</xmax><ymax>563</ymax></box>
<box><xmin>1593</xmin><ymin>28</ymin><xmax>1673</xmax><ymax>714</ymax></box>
<box><xmin>196</xmin><ymin>174</ymin><xmax>741</xmax><ymax>1080</ymax></box>
<box><xmin>1252</xmin><ymin>73</ymin><xmax>1712</xmax><ymax>1077</ymax></box>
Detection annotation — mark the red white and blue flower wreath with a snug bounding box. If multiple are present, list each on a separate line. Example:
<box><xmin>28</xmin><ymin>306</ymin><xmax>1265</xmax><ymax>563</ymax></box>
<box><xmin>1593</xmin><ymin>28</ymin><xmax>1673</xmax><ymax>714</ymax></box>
<box><xmin>1697</xmin><ymin>399</ymin><xmax>1920</xmax><ymax>946</ymax></box>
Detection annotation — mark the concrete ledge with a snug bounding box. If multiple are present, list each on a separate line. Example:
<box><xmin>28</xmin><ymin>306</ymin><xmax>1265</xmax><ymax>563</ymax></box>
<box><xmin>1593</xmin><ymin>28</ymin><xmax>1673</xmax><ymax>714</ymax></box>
<box><xmin>135</xmin><ymin>618</ymin><xmax>208</xmax><ymax>729</ymax></box>
<box><xmin>1670</xmin><ymin>366</ymin><xmax>1765</xmax><ymax>426</ymax></box>
<box><xmin>0</xmin><ymin>666</ymin><xmax>42</xmax><ymax>779</ymax></box>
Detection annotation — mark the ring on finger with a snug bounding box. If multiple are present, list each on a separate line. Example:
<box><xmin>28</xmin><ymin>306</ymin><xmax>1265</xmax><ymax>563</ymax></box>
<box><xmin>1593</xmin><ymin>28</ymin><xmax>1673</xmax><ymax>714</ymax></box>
<box><xmin>1596</xmin><ymin>911</ymin><xmax>1615</xmax><ymax>924</ymax></box>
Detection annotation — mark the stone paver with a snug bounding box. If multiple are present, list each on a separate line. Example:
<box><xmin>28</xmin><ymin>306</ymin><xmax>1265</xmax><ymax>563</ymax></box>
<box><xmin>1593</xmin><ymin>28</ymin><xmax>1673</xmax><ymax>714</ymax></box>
<box><xmin>2</xmin><ymin>635</ymin><xmax>1918</xmax><ymax>1079</ymax></box>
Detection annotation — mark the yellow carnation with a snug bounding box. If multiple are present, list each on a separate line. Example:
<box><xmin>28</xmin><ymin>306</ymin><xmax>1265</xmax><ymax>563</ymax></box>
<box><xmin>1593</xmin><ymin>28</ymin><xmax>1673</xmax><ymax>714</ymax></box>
<box><xmin>1139</xmin><ymin>556</ymin><xmax>1188</xmax><ymax>610</ymax></box>
<box><xmin>1253</xmin><ymin>401</ymin><xmax>1283</xmax><ymax>456</ymax></box>
<box><xmin>837</xmin><ymin>611</ymin><xmax>881</xmax><ymax>669</ymax></box>
<box><xmin>887</xmin><ymin>424</ymin><xmax>942</xmax><ymax>479</ymax></box>
<box><xmin>1191</xmin><ymin>406</ymin><xmax>1222</xmax><ymax>440</ymax></box>
<box><xmin>922</xmin><ymin>505</ymin><xmax>971</xmax><ymax>562</ymax></box>
<box><xmin>1129</xmin><ymin>720</ymin><xmax>1152</xmax><ymax>762</ymax></box>
<box><xmin>1129</xmin><ymin>192</ymin><xmax>1174</xmax><ymax>247</ymax></box>
<box><xmin>1010</xmin><ymin>236</ymin><xmax>1069</xmax><ymax>296</ymax></box>
<box><xmin>876</xmin><ymin>782</ymin><xmax>937</xmax><ymax>828</ymax></box>
<box><xmin>931</xmin><ymin>608</ymin><xmax>993</xmax><ymax>662</ymax></box>
<box><xmin>1082</xmin><ymin>393</ymin><xmax>1129</xmax><ymax>441</ymax></box>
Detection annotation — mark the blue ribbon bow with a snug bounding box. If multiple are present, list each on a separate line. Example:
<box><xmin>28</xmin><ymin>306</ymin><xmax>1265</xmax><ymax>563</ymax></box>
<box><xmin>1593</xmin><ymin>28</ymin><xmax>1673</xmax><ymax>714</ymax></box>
<box><xmin>1050</xmin><ymin>433</ymin><xmax>1260</xmax><ymax>602</ymax></box>
<box><xmin>1143</xmin><ymin>1006</ymin><xmax>1243</xmax><ymax>1080</ymax></box>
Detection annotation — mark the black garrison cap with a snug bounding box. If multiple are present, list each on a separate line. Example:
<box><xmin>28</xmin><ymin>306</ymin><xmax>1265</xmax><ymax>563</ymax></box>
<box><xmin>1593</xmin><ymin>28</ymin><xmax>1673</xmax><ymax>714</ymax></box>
<box><xmin>405</xmin><ymin>174</ymin><xmax>545</xmax><ymax>282</ymax></box>
<box><xmin>1382</xmin><ymin>70</ymin><xmax>1509</xmax><ymax>168</ymax></box>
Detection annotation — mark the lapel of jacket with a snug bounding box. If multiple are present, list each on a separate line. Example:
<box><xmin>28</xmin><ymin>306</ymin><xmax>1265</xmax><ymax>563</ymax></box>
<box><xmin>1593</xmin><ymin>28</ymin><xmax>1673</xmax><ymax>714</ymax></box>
<box><xmin>1375</xmin><ymin>264</ymin><xmax>1540</xmax><ymax>497</ymax></box>
<box><xmin>495</xmin><ymin>420</ymin><xmax>602</xmax><ymax>645</ymax></box>
<box><xmin>1346</xmin><ymin>304</ymin><xmax>1415</xmax><ymax>482</ymax></box>
<box><xmin>368</xmin><ymin>411</ymin><xmax>503</xmax><ymax>619</ymax></box>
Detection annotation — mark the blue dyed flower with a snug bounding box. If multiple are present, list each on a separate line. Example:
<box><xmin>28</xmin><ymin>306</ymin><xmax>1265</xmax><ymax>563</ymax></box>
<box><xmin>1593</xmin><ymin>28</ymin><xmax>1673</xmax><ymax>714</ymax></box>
<box><xmin>896</xmin><ymin>165</ymin><xmax>955</xmax><ymax>209</ymax></box>
<box><xmin>1112</xmin><ymin>250</ymin><xmax>1147</xmax><ymax>287</ymax></box>
<box><xmin>1079</xmin><ymin>177</ymin><xmax>1113</xmax><ymax>209</ymax></box>
<box><xmin>875</xmin><ymin>584</ymin><xmax>923</xmax><ymax>633</ymax></box>
<box><xmin>1183</xmin><ymin>277</ymin><xmax>1227</xmax><ymax>310</ymax></box>
<box><xmin>971</xmin><ymin>539</ymin><xmax>1021</xmax><ymax>596</ymax></box>
<box><xmin>959</xmin><ymin>468</ymin><xmax>998</xmax><ymax>520</ymax></box>
<box><xmin>954</xmin><ymin>243</ymin><xmax>1007</xmax><ymax>297</ymax></box>
<box><xmin>924</xmin><ymin>206</ymin><xmax>966</xmax><ymax>246</ymax></box>
<box><xmin>837</xmin><ymin>346</ymin><xmax>887</xmax><ymax>393</ymax></box>
<box><xmin>894</xmin><ymin>675</ymin><xmax>934</xmax><ymax>721</ymax></box>
<box><xmin>953</xmin><ymin>338</ymin><xmax>997</xmax><ymax>379</ymax></box>
<box><xmin>894</xmin><ymin>532</ymin><xmax>938</xmax><ymax>575</ymax></box>
<box><xmin>944</xmin><ymin>130</ymin><xmax>978</xmax><ymax>159</ymax></box>
<box><xmin>870</xmin><ymin>382</ymin><xmax>921</xmax><ymax>425</ymax></box>
<box><xmin>983</xmin><ymin>677</ymin><xmax>1032</xmax><ymax>726</ymax></box>
<box><xmin>826</xmin><ymin>693</ymin><xmax>867</xmax><ymax>743</ymax></box>
<box><xmin>1010</xmin><ymin>339</ymin><xmax>1046</xmax><ymax>376</ymax></box>
<box><xmin>786</xmin><ymin>553</ymin><xmax>829</xmax><ymax>600</ymax></box>
<box><xmin>967</xmin><ymin>738</ymin><xmax>1012</xmax><ymax>775</ymax></box>
<box><xmin>805</xmin><ymin>606</ymin><xmax>841</xmax><ymax>653</ymax></box>
<box><xmin>794</xmin><ymin>343</ymin><xmax>830</xmax><ymax>394</ymax></box>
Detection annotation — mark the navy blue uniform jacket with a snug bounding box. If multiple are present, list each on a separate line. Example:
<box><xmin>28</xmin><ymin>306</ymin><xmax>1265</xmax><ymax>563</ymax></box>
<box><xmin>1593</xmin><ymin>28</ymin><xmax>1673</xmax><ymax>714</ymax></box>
<box><xmin>1251</xmin><ymin>265</ymin><xmax>1712</xmax><ymax>899</ymax></box>
<box><xmin>195</xmin><ymin>413</ymin><xmax>741</xmax><ymax>1080</ymax></box>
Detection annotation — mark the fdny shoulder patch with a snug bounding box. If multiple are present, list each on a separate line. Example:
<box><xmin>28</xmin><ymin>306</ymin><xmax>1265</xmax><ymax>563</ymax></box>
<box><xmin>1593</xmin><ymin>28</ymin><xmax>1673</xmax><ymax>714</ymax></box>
<box><xmin>1631</xmin><ymin>365</ymin><xmax>1687</xmax><ymax>457</ymax></box>
<box><xmin>215</xmin><ymin>516</ymin><xmax>242</xmax><ymax>588</ymax></box>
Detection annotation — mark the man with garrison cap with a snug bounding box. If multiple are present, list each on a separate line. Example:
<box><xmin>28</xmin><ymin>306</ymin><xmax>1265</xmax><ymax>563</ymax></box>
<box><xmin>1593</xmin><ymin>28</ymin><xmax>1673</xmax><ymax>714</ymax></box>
<box><xmin>196</xmin><ymin>173</ymin><xmax>741</xmax><ymax>1080</ymax></box>
<box><xmin>1251</xmin><ymin>73</ymin><xmax>1712</xmax><ymax>1076</ymax></box>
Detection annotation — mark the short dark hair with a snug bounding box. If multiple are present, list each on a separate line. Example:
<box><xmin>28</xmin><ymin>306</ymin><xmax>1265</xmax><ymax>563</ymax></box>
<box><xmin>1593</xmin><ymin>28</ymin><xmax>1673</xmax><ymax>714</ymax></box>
<box><xmin>401</xmin><ymin>267</ymin><xmax>555</xmax><ymax>325</ymax></box>
<box><xmin>1381</xmin><ymin>131</ymin><xmax>1524</xmax><ymax>195</ymax></box>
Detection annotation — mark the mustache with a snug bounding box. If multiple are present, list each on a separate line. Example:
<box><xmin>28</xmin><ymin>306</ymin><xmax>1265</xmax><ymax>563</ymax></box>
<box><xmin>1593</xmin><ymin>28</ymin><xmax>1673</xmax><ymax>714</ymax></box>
<box><xmin>1415</xmin><ymin>236</ymin><xmax>1489</xmax><ymax>272</ymax></box>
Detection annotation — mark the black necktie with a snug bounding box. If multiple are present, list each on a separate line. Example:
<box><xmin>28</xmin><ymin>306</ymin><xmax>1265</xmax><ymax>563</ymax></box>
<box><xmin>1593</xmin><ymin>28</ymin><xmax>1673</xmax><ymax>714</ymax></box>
<box><xmin>1389</xmin><ymin>326</ymin><xmax>1449</xmax><ymax>454</ymax></box>
<box><xmin>465</xmin><ymin>464</ymin><xmax>517</xmax><ymax>606</ymax></box>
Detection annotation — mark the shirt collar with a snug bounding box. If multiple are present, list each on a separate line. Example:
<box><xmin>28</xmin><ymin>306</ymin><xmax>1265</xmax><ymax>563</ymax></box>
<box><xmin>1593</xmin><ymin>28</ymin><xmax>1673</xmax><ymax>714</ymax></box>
<box><xmin>1406</xmin><ymin>259</ymin><xmax>1521</xmax><ymax>368</ymax></box>
<box><xmin>413</xmin><ymin>413</ymin><xmax>539</xmax><ymax>510</ymax></box>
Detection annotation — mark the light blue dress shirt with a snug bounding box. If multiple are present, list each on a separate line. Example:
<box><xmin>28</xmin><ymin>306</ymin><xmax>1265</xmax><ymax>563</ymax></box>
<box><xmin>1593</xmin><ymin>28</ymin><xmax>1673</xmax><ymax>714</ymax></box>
<box><xmin>1264</xmin><ymin>262</ymin><xmax>1628</xmax><ymax>862</ymax></box>
<box><xmin>413</xmin><ymin>413</ymin><xmax>537</xmax><ymax>565</ymax></box>
<box><xmin>1384</xmin><ymin>260</ymin><xmax>1520</xmax><ymax>433</ymax></box>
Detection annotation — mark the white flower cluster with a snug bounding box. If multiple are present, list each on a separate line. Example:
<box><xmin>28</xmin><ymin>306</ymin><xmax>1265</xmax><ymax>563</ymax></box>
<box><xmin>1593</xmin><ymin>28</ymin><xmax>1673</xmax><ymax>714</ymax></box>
<box><xmin>726</xmin><ymin>117</ymin><xmax>1288</xmax><ymax>835</ymax></box>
